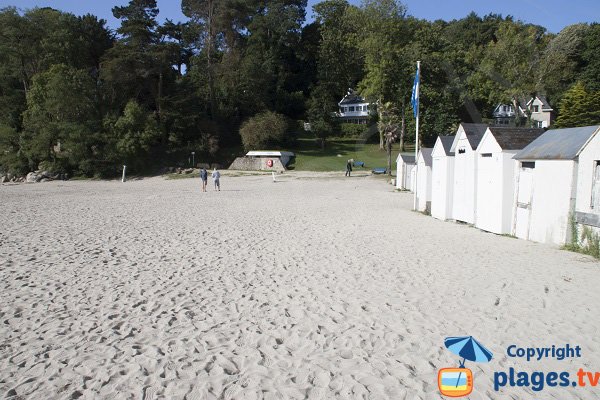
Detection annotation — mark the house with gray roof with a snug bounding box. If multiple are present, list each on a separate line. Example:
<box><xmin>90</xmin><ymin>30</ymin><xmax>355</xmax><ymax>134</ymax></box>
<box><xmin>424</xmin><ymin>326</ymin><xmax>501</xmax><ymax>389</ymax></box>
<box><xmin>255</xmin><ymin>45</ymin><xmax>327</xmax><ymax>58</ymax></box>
<box><xmin>492</xmin><ymin>95</ymin><xmax>554</xmax><ymax>128</ymax></box>
<box><xmin>337</xmin><ymin>89</ymin><xmax>372</xmax><ymax>124</ymax></box>
<box><xmin>512</xmin><ymin>125</ymin><xmax>600</xmax><ymax>245</ymax></box>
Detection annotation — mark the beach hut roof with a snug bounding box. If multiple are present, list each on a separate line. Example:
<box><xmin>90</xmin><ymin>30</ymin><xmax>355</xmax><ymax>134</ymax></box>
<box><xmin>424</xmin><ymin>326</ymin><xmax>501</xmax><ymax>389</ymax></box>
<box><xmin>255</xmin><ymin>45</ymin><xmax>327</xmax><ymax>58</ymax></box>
<box><xmin>451</xmin><ymin>123</ymin><xmax>488</xmax><ymax>152</ymax></box>
<box><xmin>514</xmin><ymin>125</ymin><xmax>600</xmax><ymax>160</ymax></box>
<box><xmin>437</xmin><ymin>135</ymin><xmax>455</xmax><ymax>155</ymax></box>
<box><xmin>462</xmin><ymin>123</ymin><xmax>488</xmax><ymax>149</ymax></box>
<box><xmin>396</xmin><ymin>154</ymin><xmax>416</xmax><ymax>164</ymax></box>
<box><xmin>419</xmin><ymin>148</ymin><xmax>433</xmax><ymax>167</ymax></box>
<box><xmin>486</xmin><ymin>127</ymin><xmax>545</xmax><ymax>150</ymax></box>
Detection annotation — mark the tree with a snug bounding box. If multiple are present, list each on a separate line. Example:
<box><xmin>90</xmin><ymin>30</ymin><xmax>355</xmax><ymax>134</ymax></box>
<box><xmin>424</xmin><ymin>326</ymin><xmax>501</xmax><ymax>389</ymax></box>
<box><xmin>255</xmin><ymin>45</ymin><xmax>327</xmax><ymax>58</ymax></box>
<box><xmin>536</xmin><ymin>24</ymin><xmax>587</xmax><ymax>104</ymax></box>
<box><xmin>474</xmin><ymin>20</ymin><xmax>548</xmax><ymax>122</ymax></box>
<box><xmin>377</xmin><ymin>101</ymin><xmax>400</xmax><ymax>175</ymax></box>
<box><xmin>308</xmin><ymin>0</ymin><xmax>362</xmax><ymax>142</ymax></box>
<box><xmin>239</xmin><ymin>111</ymin><xmax>288</xmax><ymax>151</ymax></box>
<box><xmin>350</xmin><ymin>0</ymin><xmax>409</xmax><ymax>149</ymax></box>
<box><xmin>108</xmin><ymin>100</ymin><xmax>162</xmax><ymax>171</ymax></box>
<box><xmin>22</xmin><ymin>64</ymin><xmax>98</xmax><ymax>172</ymax></box>
<box><xmin>580</xmin><ymin>23</ymin><xmax>600</xmax><ymax>91</ymax></box>
<box><xmin>554</xmin><ymin>82</ymin><xmax>600</xmax><ymax>128</ymax></box>
<box><xmin>101</xmin><ymin>0</ymin><xmax>172</xmax><ymax>117</ymax></box>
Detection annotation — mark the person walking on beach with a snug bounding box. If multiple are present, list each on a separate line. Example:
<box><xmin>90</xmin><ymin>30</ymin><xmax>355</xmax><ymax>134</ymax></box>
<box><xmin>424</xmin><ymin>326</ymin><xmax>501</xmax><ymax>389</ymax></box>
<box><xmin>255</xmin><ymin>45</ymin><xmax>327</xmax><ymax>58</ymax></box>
<box><xmin>345</xmin><ymin>159</ymin><xmax>353</xmax><ymax>177</ymax></box>
<box><xmin>212</xmin><ymin>167</ymin><xmax>221</xmax><ymax>191</ymax></box>
<box><xmin>200</xmin><ymin>167</ymin><xmax>208</xmax><ymax>192</ymax></box>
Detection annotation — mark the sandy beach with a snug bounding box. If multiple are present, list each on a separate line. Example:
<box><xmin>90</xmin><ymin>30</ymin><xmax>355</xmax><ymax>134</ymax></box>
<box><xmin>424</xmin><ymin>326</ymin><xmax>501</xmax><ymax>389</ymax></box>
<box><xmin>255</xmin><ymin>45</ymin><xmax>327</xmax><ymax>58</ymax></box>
<box><xmin>1</xmin><ymin>172</ymin><xmax>599</xmax><ymax>399</ymax></box>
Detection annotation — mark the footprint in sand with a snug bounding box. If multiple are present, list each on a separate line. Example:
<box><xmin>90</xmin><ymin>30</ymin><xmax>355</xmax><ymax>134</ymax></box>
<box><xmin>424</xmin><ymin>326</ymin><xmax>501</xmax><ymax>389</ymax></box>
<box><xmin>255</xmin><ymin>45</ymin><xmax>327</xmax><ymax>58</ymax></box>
<box><xmin>222</xmin><ymin>379</ymin><xmax>247</xmax><ymax>400</ymax></box>
<box><xmin>143</xmin><ymin>386</ymin><xmax>157</xmax><ymax>400</ymax></box>
<box><xmin>258</xmin><ymin>351</ymin><xmax>274</xmax><ymax>367</ymax></box>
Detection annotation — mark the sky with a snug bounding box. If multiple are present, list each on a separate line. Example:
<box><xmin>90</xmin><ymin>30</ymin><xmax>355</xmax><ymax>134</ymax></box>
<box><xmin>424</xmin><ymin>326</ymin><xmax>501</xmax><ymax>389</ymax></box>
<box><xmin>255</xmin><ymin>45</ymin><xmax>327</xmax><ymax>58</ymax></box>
<box><xmin>0</xmin><ymin>0</ymin><xmax>598</xmax><ymax>34</ymax></box>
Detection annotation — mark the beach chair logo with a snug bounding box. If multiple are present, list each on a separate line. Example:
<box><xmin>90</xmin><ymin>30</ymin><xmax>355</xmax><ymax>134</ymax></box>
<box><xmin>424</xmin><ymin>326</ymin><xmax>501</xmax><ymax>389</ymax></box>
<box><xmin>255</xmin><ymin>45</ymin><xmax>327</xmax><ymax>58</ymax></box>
<box><xmin>438</xmin><ymin>336</ymin><xmax>493</xmax><ymax>397</ymax></box>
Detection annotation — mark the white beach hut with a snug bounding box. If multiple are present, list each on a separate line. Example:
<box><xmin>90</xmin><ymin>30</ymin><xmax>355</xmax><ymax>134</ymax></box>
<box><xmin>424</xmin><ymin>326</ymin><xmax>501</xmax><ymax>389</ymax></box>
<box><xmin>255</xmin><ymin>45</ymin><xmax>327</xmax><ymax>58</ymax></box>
<box><xmin>512</xmin><ymin>125</ymin><xmax>600</xmax><ymax>245</ymax></box>
<box><xmin>475</xmin><ymin>127</ymin><xmax>544</xmax><ymax>234</ymax></box>
<box><xmin>451</xmin><ymin>123</ymin><xmax>488</xmax><ymax>224</ymax></box>
<box><xmin>416</xmin><ymin>148</ymin><xmax>433</xmax><ymax>213</ymax></box>
<box><xmin>575</xmin><ymin>126</ymin><xmax>600</xmax><ymax>236</ymax></box>
<box><xmin>396</xmin><ymin>154</ymin><xmax>415</xmax><ymax>190</ymax></box>
<box><xmin>431</xmin><ymin>136</ymin><xmax>455</xmax><ymax>221</ymax></box>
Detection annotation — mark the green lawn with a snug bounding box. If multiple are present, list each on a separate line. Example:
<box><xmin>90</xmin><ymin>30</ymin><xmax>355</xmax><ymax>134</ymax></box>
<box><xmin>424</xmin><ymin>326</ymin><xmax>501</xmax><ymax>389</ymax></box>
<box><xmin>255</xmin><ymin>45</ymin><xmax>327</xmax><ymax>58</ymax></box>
<box><xmin>291</xmin><ymin>135</ymin><xmax>415</xmax><ymax>172</ymax></box>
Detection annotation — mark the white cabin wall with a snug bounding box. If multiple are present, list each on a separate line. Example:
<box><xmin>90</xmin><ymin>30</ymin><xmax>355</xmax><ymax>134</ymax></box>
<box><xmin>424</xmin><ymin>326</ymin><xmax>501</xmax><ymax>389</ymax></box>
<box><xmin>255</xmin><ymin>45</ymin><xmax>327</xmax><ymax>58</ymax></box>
<box><xmin>576</xmin><ymin>135</ymin><xmax>600</xmax><ymax>215</ymax></box>
<box><xmin>452</xmin><ymin>134</ymin><xmax>477</xmax><ymax>224</ymax></box>
<box><xmin>528</xmin><ymin>160</ymin><xmax>576</xmax><ymax>245</ymax></box>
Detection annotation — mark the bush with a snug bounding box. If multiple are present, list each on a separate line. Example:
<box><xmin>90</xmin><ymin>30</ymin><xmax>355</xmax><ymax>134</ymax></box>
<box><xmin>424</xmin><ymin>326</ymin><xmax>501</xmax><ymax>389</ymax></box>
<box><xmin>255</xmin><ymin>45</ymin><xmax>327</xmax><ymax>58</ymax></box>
<box><xmin>339</xmin><ymin>123</ymin><xmax>369</xmax><ymax>138</ymax></box>
<box><xmin>240</xmin><ymin>111</ymin><xmax>288</xmax><ymax>151</ymax></box>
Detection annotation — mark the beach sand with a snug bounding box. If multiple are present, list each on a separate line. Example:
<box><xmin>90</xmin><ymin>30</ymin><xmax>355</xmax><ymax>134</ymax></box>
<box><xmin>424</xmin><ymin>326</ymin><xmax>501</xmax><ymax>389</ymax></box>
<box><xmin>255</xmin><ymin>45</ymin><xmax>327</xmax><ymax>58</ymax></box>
<box><xmin>1</xmin><ymin>173</ymin><xmax>599</xmax><ymax>399</ymax></box>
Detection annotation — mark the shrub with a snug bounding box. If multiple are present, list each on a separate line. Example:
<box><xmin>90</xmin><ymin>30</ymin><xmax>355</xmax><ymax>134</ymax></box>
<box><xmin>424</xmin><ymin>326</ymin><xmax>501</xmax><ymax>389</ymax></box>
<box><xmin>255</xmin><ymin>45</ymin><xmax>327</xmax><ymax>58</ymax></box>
<box><xmin>240</xmin><ymin>111</ymin><xmax>288</xmax><ymax>151</ymax></box>
<box><xmin>339</xmin><ymin>123</ymin><xmax>369</xmax><ymax>138</ymax></box>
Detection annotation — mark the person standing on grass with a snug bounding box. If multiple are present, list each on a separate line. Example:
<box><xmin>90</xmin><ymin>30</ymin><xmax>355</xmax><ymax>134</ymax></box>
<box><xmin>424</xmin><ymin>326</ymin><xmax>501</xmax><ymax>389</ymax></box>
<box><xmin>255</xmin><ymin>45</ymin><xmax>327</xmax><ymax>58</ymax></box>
<box><xmin>212</xmin><ymin>167</ymin><xmax>221</xmax><ymax>191</ymax></box>
<box><xmin>200</xmin><ymin>167</ymin><xmax>208</xmax><ymax>192</ymax></box>
<box><xmin>345</xmin><ymin>159</ymin><xmax>353</xmax><ymax>177</ymax></box>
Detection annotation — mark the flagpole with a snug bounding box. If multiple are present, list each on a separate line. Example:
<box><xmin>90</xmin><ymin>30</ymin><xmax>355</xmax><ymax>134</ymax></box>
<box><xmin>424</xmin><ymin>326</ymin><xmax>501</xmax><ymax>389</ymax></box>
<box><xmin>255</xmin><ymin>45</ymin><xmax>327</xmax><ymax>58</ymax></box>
<box><xmin>413</xmin><ymin>60</ymin><xmax>420</xmax><ymax>211</ymax></box>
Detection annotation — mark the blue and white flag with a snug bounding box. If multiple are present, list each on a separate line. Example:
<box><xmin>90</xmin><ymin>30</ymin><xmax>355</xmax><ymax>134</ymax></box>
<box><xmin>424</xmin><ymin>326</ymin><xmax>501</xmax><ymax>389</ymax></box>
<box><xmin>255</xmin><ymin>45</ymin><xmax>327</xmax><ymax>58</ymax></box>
<box><xmin>411</xmin><ymin>66</ymin><xmax>419</xmax><ymax>118</ymax></box>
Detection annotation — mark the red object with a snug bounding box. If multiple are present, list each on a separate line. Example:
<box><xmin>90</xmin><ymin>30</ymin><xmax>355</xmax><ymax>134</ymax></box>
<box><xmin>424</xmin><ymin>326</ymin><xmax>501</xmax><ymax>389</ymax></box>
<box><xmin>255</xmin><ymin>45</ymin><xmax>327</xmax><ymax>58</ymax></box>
<box><xmin>267</xmin><ymin>159</ymin><xmax>273</xmax><ymax>167</ymax></box>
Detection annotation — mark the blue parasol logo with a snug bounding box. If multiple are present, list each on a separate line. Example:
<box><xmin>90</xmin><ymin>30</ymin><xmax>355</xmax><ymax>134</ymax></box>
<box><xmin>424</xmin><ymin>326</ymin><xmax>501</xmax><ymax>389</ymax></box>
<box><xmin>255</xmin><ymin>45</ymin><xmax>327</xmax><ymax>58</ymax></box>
<box><xmin>438</xmin><ymin>336</ymin><xmax>494</xmax><ymax>397</ymax></box>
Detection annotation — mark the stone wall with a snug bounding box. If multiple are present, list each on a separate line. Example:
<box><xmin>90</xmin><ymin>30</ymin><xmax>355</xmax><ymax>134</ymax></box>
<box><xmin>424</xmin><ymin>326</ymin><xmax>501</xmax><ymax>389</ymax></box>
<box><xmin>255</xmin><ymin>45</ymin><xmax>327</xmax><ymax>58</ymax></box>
<box><xmin>229</xmin><ymin>157</ymin><xmax>286</xmax><ymax>172</ymax></box>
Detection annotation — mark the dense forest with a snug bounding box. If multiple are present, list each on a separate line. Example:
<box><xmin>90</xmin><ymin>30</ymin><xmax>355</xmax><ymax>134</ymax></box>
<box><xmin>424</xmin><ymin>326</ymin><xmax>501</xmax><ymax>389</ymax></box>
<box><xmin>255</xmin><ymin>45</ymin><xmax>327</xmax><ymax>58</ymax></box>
<box><xmin>0</xmin><ymin>0</ymin><xmax>599</xmax><ymax>177</ymax></box>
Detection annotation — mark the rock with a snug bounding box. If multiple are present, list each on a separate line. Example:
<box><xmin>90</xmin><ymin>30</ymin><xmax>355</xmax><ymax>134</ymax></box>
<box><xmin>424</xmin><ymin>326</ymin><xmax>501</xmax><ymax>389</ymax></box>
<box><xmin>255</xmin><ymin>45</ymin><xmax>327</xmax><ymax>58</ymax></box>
<box><xmin>26</xmin><ymin>172</ymin><xmax>39</xmax><ymax>183</ymax></box>
<box><xmin>25</xmin><ymin>171</ymin><xmax>52</xmax><ymax>183</ymax></box>
<box><xmin>0</xmin><ymin>176</ymin><xmax>6</xmax><ymax>183</ymax></box>
<box><xmin>183</xmin><ymin>168</ymin><xmax>194</xmax><ymax>174</ymax></box>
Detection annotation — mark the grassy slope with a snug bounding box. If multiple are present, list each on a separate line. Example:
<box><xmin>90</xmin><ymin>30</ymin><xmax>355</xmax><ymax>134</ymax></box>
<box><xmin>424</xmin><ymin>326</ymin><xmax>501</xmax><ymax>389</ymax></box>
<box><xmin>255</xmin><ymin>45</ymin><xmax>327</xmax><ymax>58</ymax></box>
<box><xmin>291</xmin><ymin>135</ymin><xmax>415</xmax><ymax>172</ymax></box>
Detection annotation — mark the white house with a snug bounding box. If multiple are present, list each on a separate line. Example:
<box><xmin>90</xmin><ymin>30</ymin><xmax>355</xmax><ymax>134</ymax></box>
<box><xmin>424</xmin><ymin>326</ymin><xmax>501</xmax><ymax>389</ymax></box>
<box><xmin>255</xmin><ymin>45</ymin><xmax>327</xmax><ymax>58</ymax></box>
<box><xmin>512</xmin><ymin>125</ymin><xmax>600</xmax><ymax>245</ymax></box>
<box><xmin>431</xmin><ymin>135</ymin><xmax>455</xmax><ymax>221</ymax></box>
<box><xmin>337</xmin><ymin>89</ymin><xmax>371</xmax><ymax>124</ymax></box>
<box><xmin>396</xmin><ymin>154</ymin><xmax>415</xmax><ymax>190</ymax></box>
<box><xmin>416</xmin><ymin>148</ymin><xmax>433</xmax><ymax>213</ymax></box>
<box><xmin>527</xmin><ymin>95</ymin><xmax>554</xmax><ymax>128</ymax></box>
<box><xmin>493</xmin><ymin>95</ymin><xmax>554</xmax><ymax>128</ymax></box>
<box><xmin>573</xmin><ymin>126</ymin><xmax>600</xmax><ymax>238</ymax></box>
<box><xmin>451</xmin><ymin>123</ymin><xmax>488</xmax><ymax>224</ymax></box>
<box><xmin>475</xmin><ymin>127</ymin><xmax>544</xmax><ymax>235</ymax></box>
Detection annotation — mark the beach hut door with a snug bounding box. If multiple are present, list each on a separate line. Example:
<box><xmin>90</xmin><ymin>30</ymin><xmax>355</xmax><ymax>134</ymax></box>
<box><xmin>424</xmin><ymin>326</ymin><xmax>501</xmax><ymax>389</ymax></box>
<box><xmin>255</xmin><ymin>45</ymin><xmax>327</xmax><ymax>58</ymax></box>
<box><xmin>514</xmin><ymin>163</ymin><xmax>535</xmax><ymax>239</ymax></box>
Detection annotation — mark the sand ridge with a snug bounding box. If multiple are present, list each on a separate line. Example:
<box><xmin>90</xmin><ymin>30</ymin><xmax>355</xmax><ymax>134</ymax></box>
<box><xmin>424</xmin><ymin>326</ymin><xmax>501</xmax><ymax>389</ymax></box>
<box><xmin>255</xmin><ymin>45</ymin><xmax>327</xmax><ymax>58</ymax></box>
<box><xmin>1</xmin><ymin>173</ymin><xmax>599</xmax><ymax>399</ymax></box>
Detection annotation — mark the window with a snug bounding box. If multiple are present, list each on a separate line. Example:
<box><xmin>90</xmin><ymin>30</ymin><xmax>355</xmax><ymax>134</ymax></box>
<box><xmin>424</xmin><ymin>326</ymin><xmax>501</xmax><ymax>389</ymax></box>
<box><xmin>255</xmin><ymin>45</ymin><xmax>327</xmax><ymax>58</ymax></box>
<box><xmin>521</xmin><ymin>161</ymin><xmax>535</xmax><ymax>169</ymax></box>
<box><xmin>343</xmin><ymin>107</ymin><xmax>348</xmax><ymax>112</ymax></box>
<box><xmin>533</xmin><ymin>105</ymin><xmax>539</xmax><ymax>113</ymax></box>
<box><xmin>349</xmin><ymin>106</ymin><xmax>355</xmax><ymax>112</ymax></box>
<box><xmin>365</xmin><ymin>105</ymin><xmax>369</xmax><ymax>110</ymax></box>
<box><xmin>592</xmin><ymin>161</ymin><xmax>600</xmax><ymax>209</ymax></box>
<box><xmin>458</xmin><ymin>148</ymin><xmax>466</xmax><ymax>154</ymax></box>
<box><xmin>481</xmin><ymin>153</ymin><xmax>492</xmax><ymax>158</ymax></box>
